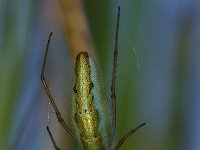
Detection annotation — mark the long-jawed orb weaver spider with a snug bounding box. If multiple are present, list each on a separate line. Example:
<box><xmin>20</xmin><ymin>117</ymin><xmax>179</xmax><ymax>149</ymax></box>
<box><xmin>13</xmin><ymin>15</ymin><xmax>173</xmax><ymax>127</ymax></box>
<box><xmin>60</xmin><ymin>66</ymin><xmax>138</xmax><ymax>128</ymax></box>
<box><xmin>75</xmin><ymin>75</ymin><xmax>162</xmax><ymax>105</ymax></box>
<box><xmin>41</xmin><ymin>7</ymin><xmax>146</xmax><ymax>150</ymax></box>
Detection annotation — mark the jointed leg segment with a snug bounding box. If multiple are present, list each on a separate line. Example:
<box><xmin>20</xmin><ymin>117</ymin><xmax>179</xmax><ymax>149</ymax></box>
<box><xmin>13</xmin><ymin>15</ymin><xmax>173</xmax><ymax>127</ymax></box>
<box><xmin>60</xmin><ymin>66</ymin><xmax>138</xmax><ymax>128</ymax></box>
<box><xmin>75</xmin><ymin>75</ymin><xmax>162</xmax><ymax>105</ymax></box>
<box><xmin>113</xmin><ymin>122</ymin><xmax>146</xmax><ymax>150</ymax></box>
<box><xmin>47</xmin><ymin>126</ymin><xmax>62</xmax><ymax>150</ymax></box>
<box><xmin>111</xmin><ymin>6</ymin><xmax>120</xmax><ymax>137</ymax></box>
<box><xmin>41</xmin><ymin>32</ymin><xmax>74</xmax><ymax>138</ymax></box>
<box><xmin>111</xmin><ymin>7</ymin><xmax>146</xmax><ymax>149</ymax></box>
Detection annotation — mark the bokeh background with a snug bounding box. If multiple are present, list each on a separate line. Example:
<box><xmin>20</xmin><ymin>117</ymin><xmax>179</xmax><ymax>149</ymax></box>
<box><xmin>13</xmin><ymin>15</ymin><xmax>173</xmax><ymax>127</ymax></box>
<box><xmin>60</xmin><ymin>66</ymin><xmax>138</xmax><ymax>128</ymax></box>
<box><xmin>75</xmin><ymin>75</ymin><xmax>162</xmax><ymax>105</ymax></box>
<box><xmin>0</xmin><ymin>0</ymin><xmax>200</xmax><ymax>150</ymax></box>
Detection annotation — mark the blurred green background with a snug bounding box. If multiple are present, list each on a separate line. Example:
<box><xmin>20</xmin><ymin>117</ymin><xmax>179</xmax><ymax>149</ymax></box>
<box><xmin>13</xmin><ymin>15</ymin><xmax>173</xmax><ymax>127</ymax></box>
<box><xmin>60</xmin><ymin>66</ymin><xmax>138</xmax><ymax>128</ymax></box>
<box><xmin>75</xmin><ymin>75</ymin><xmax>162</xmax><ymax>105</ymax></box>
<box><xmin>0</xmin><ymin>0</ymin><xmax>200</xmax><ymax>150</ymax></box>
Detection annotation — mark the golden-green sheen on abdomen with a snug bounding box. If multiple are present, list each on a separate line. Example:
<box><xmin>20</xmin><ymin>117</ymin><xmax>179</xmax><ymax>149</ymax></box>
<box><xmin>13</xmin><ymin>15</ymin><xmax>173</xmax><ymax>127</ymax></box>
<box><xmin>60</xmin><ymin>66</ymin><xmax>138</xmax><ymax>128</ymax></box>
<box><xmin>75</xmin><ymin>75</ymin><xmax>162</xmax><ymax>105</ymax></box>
<box><xmin>71</xmin><ymin>52</ymin><xmax>113</xmax><ymax>150</ymax></box>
